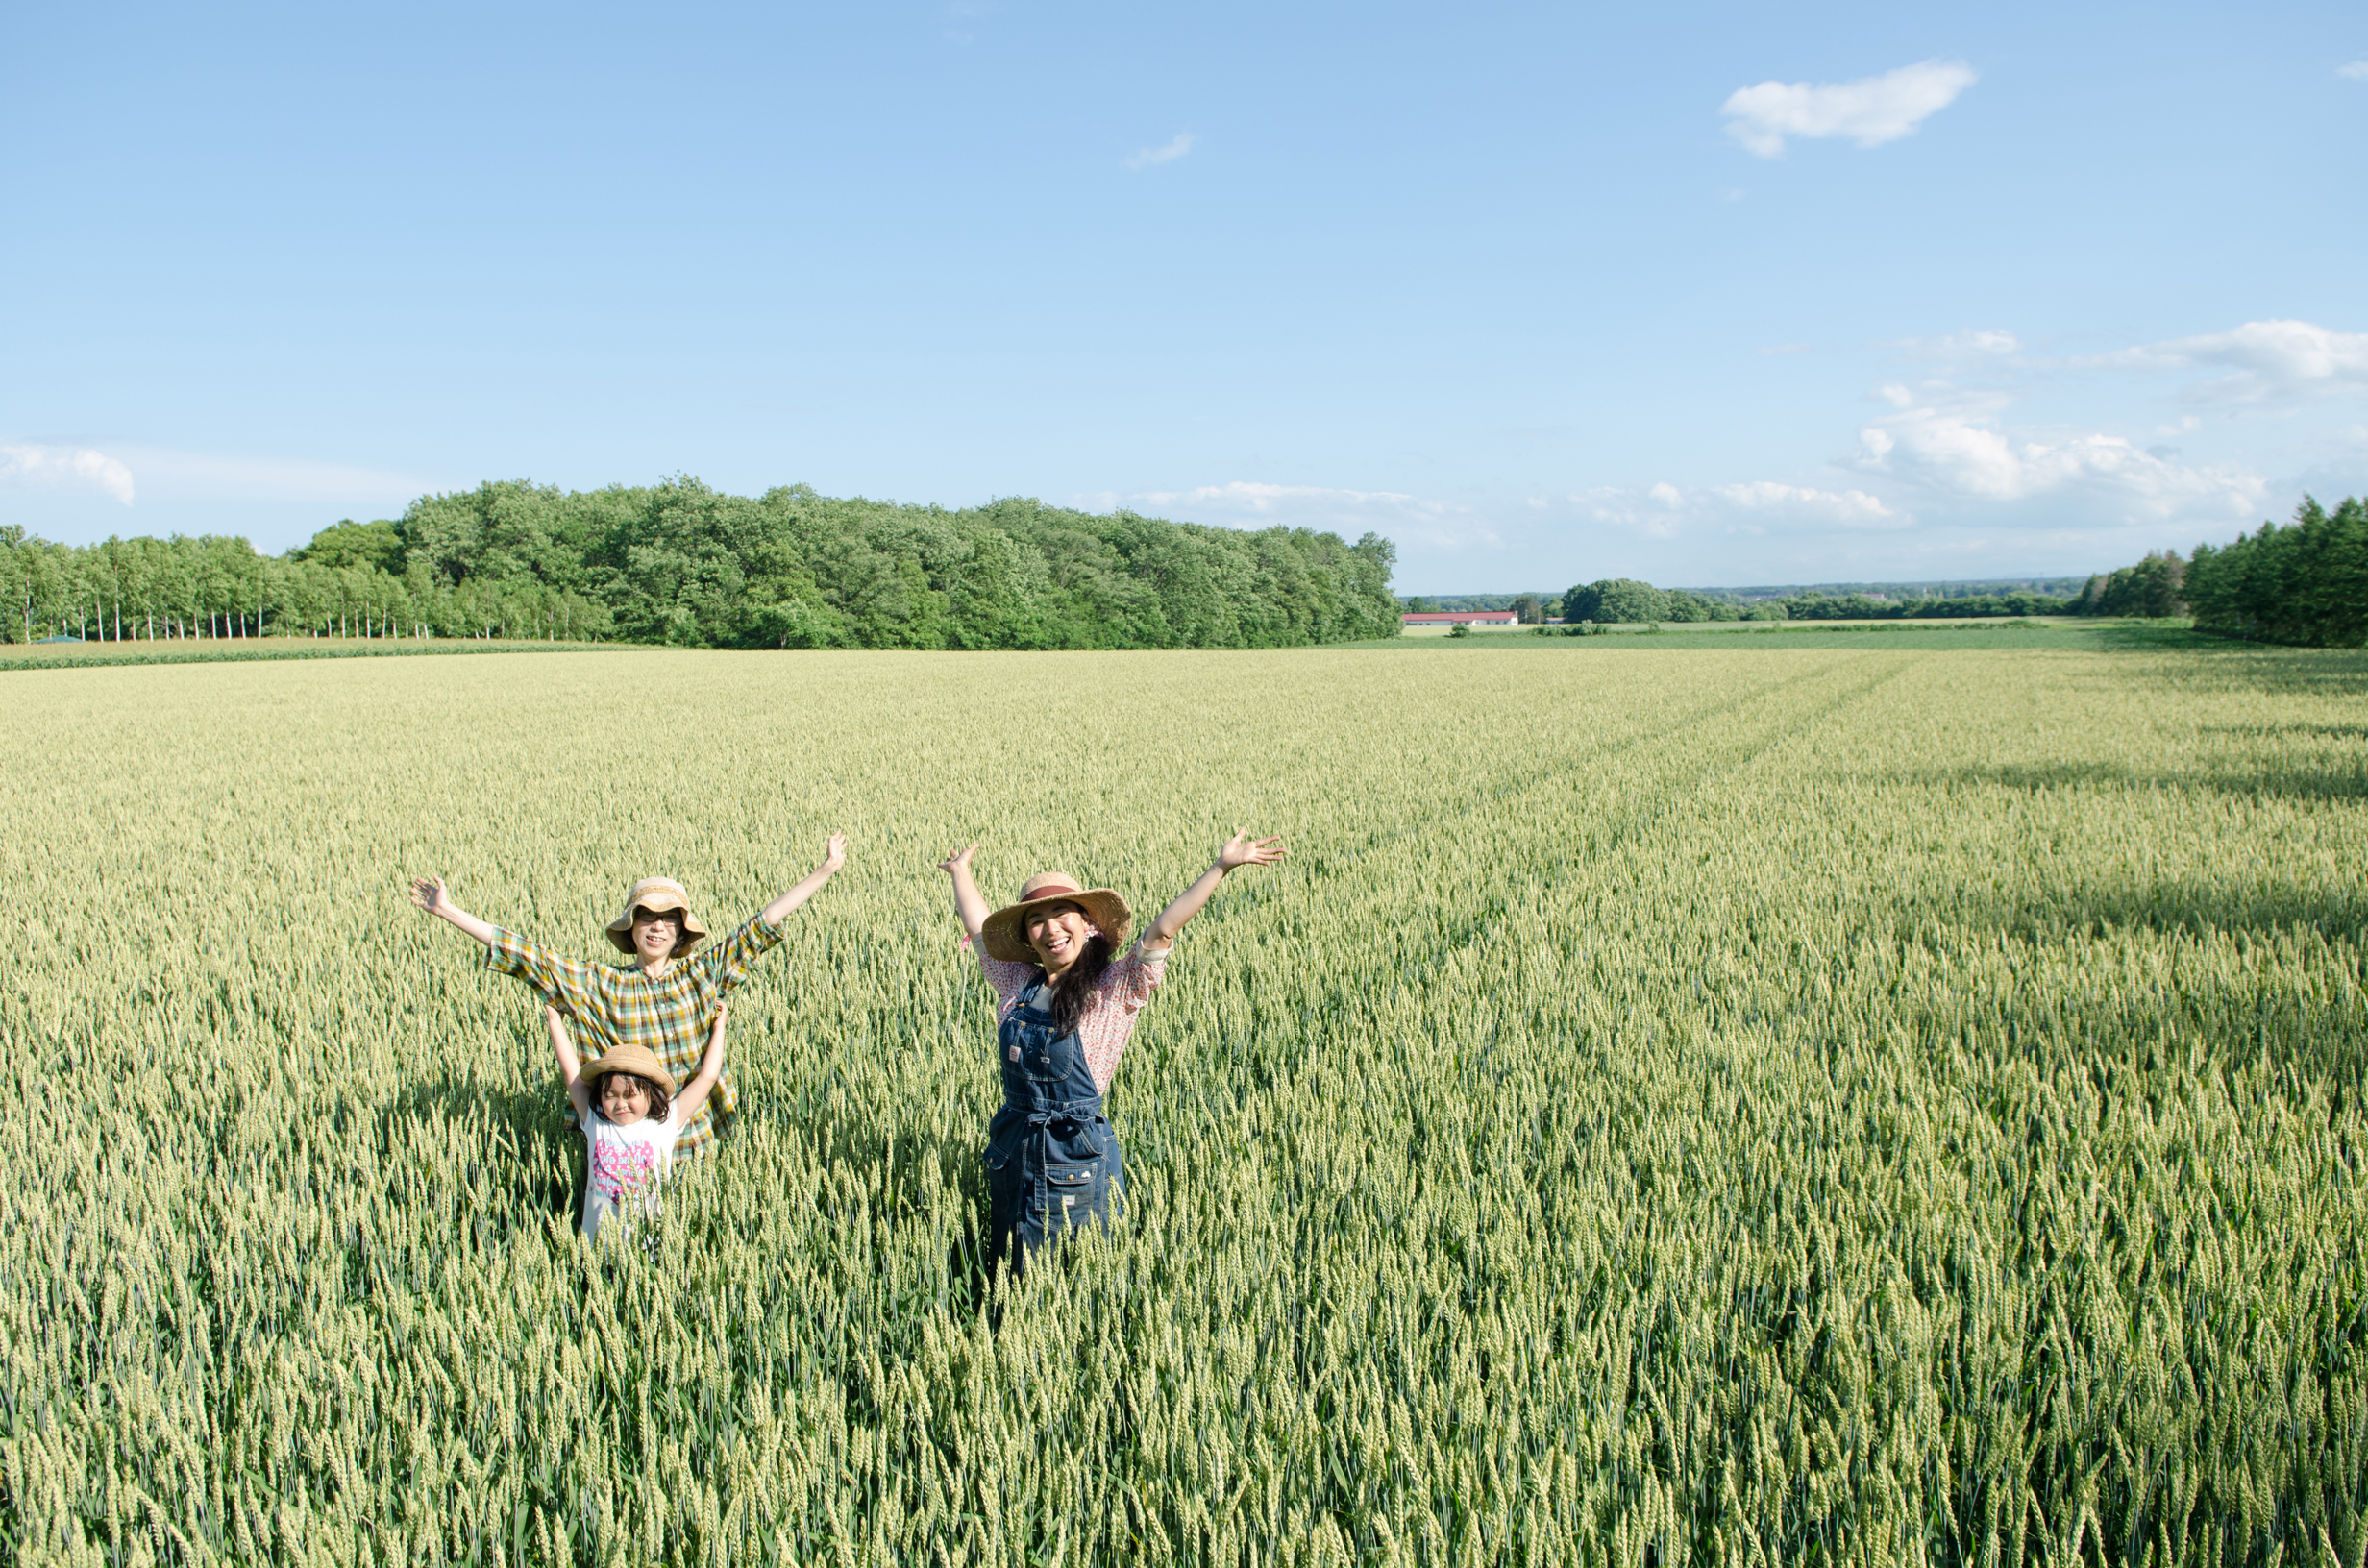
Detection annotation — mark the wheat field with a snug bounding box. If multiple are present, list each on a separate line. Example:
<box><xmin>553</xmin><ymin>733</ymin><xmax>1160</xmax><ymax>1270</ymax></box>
<box><xmin>6</xmin><ymin>643</ymin><xmax>2365</xmax><ymax>1566</ymax></box>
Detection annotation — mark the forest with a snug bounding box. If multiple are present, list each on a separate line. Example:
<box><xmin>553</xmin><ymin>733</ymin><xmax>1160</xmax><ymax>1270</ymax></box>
<box><xmin>0</xmin><ymin>478</ymin><xmax>1403</xmax><ymax>649</ymax></box>
<box><xmin>2185</xmin><ymin>495</ymin><xmax>2368</xmax><ymax>645</ymax></box>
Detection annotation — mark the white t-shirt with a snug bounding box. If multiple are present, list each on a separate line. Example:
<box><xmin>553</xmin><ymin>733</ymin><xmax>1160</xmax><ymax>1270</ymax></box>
<box><xmin>579</xmin><ymin>1107</ymin><xmax>687</xmax><ymax>1239</ymax></box>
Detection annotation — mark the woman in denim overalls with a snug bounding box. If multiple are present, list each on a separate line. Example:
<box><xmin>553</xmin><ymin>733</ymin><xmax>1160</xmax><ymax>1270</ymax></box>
<box><xmin>940</xmin><ymin>834</ymin><xmax>1287</xmax><ymax>1274</ymax></box>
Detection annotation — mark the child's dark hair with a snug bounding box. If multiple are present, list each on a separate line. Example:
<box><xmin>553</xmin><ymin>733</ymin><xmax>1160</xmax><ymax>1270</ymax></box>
<box><xmin>596</xmin><ymin>1071</ymin><xmax>672</xmax><ymax>1124</ymax></box>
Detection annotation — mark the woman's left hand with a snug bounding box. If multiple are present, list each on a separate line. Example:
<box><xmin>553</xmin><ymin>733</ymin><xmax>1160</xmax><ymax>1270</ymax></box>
<box><xmin>820</xmin><ymin>832</ymin><xmax>849</xmax><ymax>874</ymax></box>
<box><xmin>1218</xmin><ymin>831</ymin><xmax>1287</xmax><ymax>870</ymax></box>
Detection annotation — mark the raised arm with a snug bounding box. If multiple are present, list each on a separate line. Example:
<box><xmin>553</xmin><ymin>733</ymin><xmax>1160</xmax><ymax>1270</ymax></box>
<box><xmin>937</xmin><ymin>843</ymin><xmax>990</xmax><ymax>943</ymax></box>
<box><xmin>674</xmin><ymin>1004</ymin><xmax>729</xmax><ymax>1126</ymax></box>
<box><xmin>758</xmin><ymin>833</ymin><xmax>849</xmax><ymax>926</ymax></box>
<box><xmin>546</xmin><ymin>1005</ymin><xmax>592</xmax><ymax>1117</ymax></box>
<box><xmin>410</xmin><ymin>875</ymin><xmax>499</xmax><ymax>950</ymax></box>
<box><xmin>1145</xmin><ymin>832</ymin><xmax>1288</xmax><ymax>948</ymax></box>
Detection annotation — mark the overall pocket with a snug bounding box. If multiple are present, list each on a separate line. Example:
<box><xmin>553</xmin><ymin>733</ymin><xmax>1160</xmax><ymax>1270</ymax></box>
<box><xmin>1043</xmin><ymin>1150</ymin><xmax>1112</xmax><ymax>1231</ymax></box>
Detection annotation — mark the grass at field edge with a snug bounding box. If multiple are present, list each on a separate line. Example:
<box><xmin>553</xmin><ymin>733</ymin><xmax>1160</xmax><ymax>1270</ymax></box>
<box><xmin>0</xmin><ymin>639</ymin><xmax>634</xmax><ymax>672</ymax></box>
<box><xmin>5</xmin><ymin>621</ymin><xmax>2303</xmax><ymax>670</ymax></box>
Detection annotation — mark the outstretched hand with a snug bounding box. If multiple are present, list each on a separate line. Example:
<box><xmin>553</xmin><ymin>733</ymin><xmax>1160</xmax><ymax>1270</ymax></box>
<box><xmin>938</xmin><ymin>843</ymin><xmax>979</xmax><ymax>877</ymax></box>
<box><xmin>412</xmin><ymin>876</ymin><xmax>497</xmax><ymax>948</ymax></box>
<box><xmin>759</xmin><ymin>834</ymin><xmax>851</xmax><ymax>926</ymax></box>
<box><xmin>1218</xmin><ymin>832</ymin><xmax>1288</xmax><ymax>871</ymax></box>
<box><xmin>1147</xmin><ymin>831</ymin><xmax>1287</xmax><ymax>945</ymax></box>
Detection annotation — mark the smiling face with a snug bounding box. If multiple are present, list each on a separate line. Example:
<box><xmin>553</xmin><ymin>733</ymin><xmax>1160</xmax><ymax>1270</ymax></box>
<box><xmin>629</xmin><ymin>906</ymin><xmax>684</xmax><ymax>964</ymax></box>
<box><xmin>1024</xmin><ymin>900</ymin><xmax>1098</xmax><ymax>974</ymax></box>
<box><xmin>597</xmin><ymin>1072</ymin><xmax>654</xmax><ymax>1126</ymax></box>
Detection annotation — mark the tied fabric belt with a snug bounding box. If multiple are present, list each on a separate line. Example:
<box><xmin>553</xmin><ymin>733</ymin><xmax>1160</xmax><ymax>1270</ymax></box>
<box><xmin>1020</xmin><ymin>1097</ymin><xmax>1102</xmax><ymax>1130</ymax></box>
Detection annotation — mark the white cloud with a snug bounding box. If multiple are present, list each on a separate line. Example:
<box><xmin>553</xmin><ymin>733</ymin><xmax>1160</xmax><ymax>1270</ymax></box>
<box><xmin>1707</xmin><ymin>481</ymin><xmax>1900</xmax><ymax>525</ymax></box>
<box><xmin>2092</xmin><ymin>319</ymin><xmax>2368</xmax><ymax>404</ymax></box>
<box><xmin>129</xmin><ymin>447</ymin><xmax>437</xmax><ymax>503</ymax></box>
<box><xmin>1902</xmin><ymin>329</ymin><xmax>2020</xmax><ymax>357</ymax></box>
<box><xmin>1850</xmin><ymin>385</ymin><xmax>2265</xmax><ymax>519</ymax></box>
<box><xmin>1722</xmin><ymin>59</ymin><xmax>1977</xmax><ymax>158</ymax></box>
<box><xmin>1125</xmin><ymin>133</ymin><xmax>1196</xmax><ymax>170</ymax></box>
<box><xmin>937</xmin><ymin>2</ymin><xmax>992</xmax><ymax>46</ymax></box>
<box><xmin>3</xmin><ymin>441</ymin><xmax>437</xmax><ymax>509</ymax></box>
<box><xmin>1563</xmin><ymin>480</ymin><xmax>1904</xmax><ymax>537</ymax></box>
<box><xmin>1083</xmin><ymin>479</ymin><xmax>1498</xmax><ymax>550</ymax></box>
<box><xmin>0</xmin><ymin>442</ymin><xmax>136</xmax><ymax>504</ymax></box>
<box><xmin>2339</xmin><ymin>60</ymin><xmax>2368</xmax><ymax>81</ymax></box>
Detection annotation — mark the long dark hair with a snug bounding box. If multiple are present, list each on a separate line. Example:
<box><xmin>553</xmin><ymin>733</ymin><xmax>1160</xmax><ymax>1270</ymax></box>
<box><xmin>1045</xmin><ymin>933</ymin><xmax>1114</xmax><ymax>1036</ymax></box>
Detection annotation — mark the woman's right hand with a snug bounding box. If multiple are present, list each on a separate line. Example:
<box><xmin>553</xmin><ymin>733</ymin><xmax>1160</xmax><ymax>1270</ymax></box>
<box><xmin>409</xmin><ymin>875</ymin><xmax>450</xmax><ymax>916</ymax></box>
<box><xmin>938</xmin><ymin>844</ymin><xmax>979</xmax><ymax>877</ymax></box>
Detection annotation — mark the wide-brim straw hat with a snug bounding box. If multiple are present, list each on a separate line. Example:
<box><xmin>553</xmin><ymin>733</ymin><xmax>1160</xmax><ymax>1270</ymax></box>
<box><xmin>580</xmin><ymin>1042</ymin><xmax>678</xmax><ymax>1097</ymax></box>
<box><xmin>980</xmin><ymin>873</ymin><xmax>1131</xmax><ymax>965</ymax></box>
<box><xmin>605</xmin><ymin>877</ymin><xmax>709</xmax><ymax>955</ymax></box>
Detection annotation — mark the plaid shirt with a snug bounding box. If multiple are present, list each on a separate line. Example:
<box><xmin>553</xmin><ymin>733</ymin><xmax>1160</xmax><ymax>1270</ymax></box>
<box><xmin>487</xmin><ymin>916</ymin><xmax>784</xmax><ymax>1157</ymax></box>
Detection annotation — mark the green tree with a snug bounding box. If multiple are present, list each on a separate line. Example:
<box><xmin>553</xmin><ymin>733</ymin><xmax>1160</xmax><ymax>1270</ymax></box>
<box><xmin>294</xmin><ymin>519</ymin><xmax>404</xmax><ymax>576</ymax></box>
<box><xmin>0</xmin><ymin>526</ymin><xmax>30</xmax><ymax>643</ymax></box>
<box><xmin>1561</xmin><ymin>578</ymin><xmax>1670</xmax><ymax>625</ymax></box>
<box><xmin>2074</xmin><ymin>551</ymin><xmax>2187</xmax><ymax>620</ymax></box>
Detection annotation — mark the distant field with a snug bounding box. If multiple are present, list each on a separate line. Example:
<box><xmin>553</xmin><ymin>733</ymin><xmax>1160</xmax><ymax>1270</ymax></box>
<box><xmin>1400</xmin><ymin>615</ymin><xmax>2111</xmax><ymax>634</ymax></box>
<box><xmin>9</xmin><ymin>641</ymin><xmax>2364</xmax><ymax>1559</ymax></box>
<box><xmin>1388</xmin><ymin>617</ymin><xmax>2191</xmax><ymax>650</ymax></box>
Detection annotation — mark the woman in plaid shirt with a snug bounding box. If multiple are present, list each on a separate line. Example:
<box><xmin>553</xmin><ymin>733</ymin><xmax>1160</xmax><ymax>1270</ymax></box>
<box><xmin>408</xmin><ymin>833</ymin><xmax>847</xmax><ymax>1157</ymax></box>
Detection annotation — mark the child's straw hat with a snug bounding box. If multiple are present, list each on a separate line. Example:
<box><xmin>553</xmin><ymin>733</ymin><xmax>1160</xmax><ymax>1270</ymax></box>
<box><xmin>580</xmin><ymin>1042</ymin><xmax>678</xmax><ymax>1096</ymax></box>
<box><xmin>980</xmin><ymin>873</ymin><xmax>1131</xmax><ymax>964</ymax></box>
<box><xmin>605</xmin><ymin>877</ymin><xmax>710</xmax><ymax>955</ymax></box>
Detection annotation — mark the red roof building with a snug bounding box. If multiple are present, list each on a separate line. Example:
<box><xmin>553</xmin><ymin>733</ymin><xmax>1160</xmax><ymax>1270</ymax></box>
<box><xmin>1401</xmin><ymin>610</ymin><xmax>1519</xmax><ymax>625</ymax></box>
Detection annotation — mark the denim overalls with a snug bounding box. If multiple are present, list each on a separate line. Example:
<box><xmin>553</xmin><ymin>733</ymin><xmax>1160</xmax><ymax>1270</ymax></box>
<box><xmin>984</xmin><ymin>977</ymin><xmax>1122</xmax><ymax>1267</ymax></box>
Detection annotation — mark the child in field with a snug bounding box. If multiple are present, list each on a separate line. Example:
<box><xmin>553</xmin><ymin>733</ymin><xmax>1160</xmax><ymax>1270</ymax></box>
<box><xmin>548</xmin><ymin>1001</ymin><xmax>727</xmax><ymax>1239</ymax></box>
<box><xmin>409</xmin><ymin>832</ymin><xmax>847</xmax><ymax>1156</ymax></box>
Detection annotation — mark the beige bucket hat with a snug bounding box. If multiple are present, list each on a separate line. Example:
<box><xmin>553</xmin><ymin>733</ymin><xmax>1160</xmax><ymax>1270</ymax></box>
<box><xmin>980</xmin><ymin>872</ymin><xmax>1131</xmax><ymax>964</ymax></box>
<box><xmin>580</xmin><ymin>1042</ymin><xmax>678</xmax><ymax>1097</ymax></box>
<box><xmin>605</xmin><ymin>877</ymin><xmax>710</xmax><ymax>955</ymax></box>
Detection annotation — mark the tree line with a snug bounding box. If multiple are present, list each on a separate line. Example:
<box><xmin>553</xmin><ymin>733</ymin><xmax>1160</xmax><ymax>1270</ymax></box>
<box><xmin>1552</xmin><ymin>579</ymin><xmax>2080</xmax><ymax>625</ymax></box>
<box><xmin>2184</xmin><ymin>495</ymin><xmax>2368</xmax><ymax>646</ymax></box>
<box><xmin>0</xmin><ymin>479</ymin><xmax>1402</xmax><ymax>649</ymax></box>
<box><xmin>1547</xmin><ymin>564</ymin><xmax>2228</xmax><ymax>628</ymax></box>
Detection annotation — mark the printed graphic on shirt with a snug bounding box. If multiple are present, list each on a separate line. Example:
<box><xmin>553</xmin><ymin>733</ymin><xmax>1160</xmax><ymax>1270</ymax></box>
<box><xmin>590</xmin><ymin>1138</ymin><xmax>660</xmax><ymax>1201</ymax></box>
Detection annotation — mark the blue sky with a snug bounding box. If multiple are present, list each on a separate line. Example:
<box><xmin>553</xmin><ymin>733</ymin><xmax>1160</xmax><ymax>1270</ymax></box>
<box><xmin>5</xmin><ymin>1</ymin><xmax>2364</xmax><ymax>592</ymax></box>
